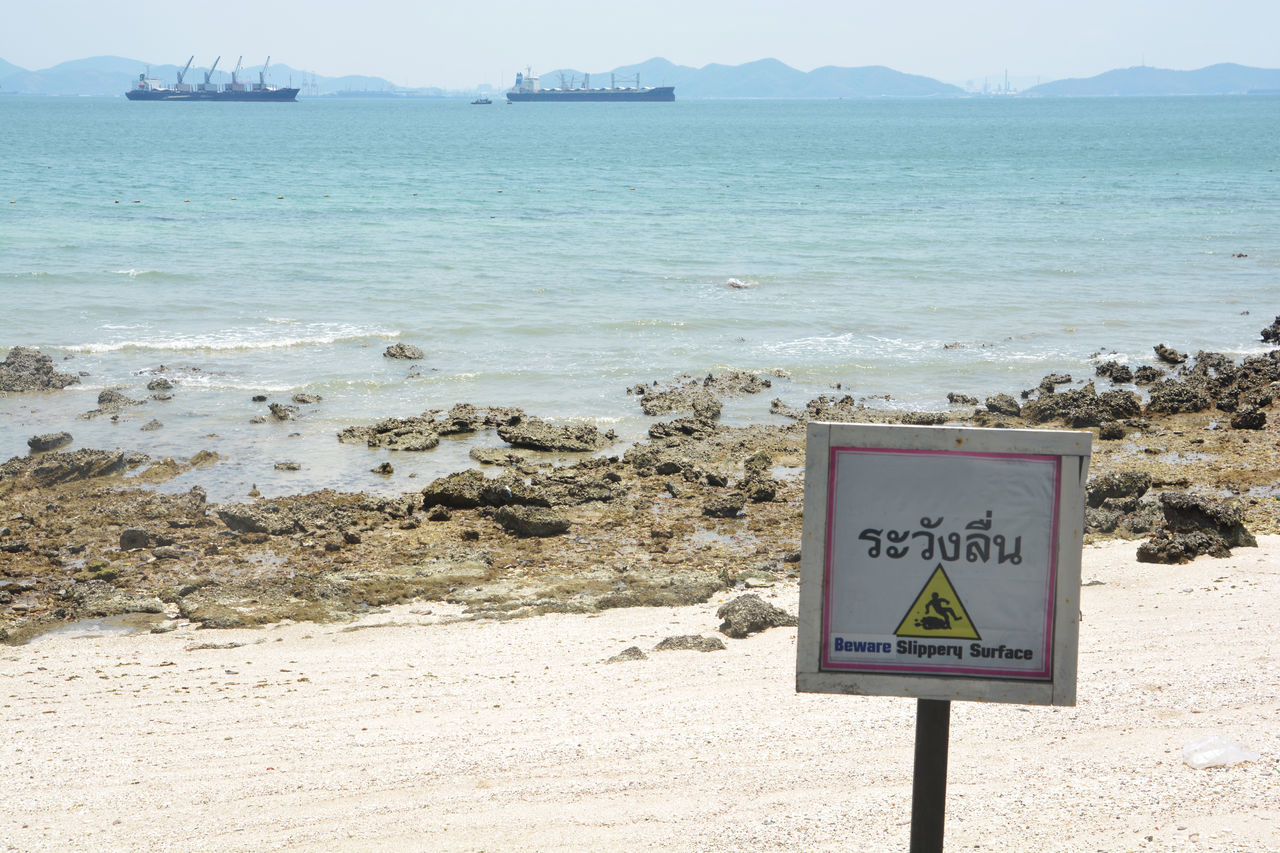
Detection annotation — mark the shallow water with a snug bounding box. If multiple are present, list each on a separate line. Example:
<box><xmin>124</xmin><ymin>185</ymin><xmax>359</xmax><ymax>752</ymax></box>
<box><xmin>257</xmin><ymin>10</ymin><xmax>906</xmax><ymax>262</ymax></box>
<box><xmin>4</xmin><ymin>95</ymin><xmax>1279</xmax><ymax>500</ymax></box>
<box><xmin>26</xmin><ymin>613</ymin><xmax>170</xmax><ymax>643</ymax></box>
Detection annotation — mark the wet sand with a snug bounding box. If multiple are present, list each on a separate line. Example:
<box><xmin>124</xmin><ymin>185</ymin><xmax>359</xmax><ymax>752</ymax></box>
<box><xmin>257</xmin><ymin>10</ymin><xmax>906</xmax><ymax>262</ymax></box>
<box><xmin>3</xmin><ymin>538</ymin><xmax>1277</xmax><ymax>852</ymax></box>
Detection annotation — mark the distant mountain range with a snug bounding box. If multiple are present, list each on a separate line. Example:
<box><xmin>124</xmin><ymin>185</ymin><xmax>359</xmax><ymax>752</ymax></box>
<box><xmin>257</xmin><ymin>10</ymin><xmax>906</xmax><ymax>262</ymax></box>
<box><xmin>1022</xmin><ymin>63</ymin><xmax>1280</xmax><ymax>96</ymax></box>
<box><xmin>530</xmin><ymin>57</ymin><xmax>963</xmax><ymax>98</ymax></box>
<box><xmin>2</xmin><ymin>55</ymin><xmax>1279</xmax><ymax>99</ymax></box>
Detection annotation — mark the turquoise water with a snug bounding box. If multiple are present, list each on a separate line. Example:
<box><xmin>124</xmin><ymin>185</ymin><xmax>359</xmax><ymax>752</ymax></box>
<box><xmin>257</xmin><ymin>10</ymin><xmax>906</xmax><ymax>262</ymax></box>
<box><xmin>2</xmin><ymin>95</ymin><xmax>1279</xmax><ymax>500</ymax></box>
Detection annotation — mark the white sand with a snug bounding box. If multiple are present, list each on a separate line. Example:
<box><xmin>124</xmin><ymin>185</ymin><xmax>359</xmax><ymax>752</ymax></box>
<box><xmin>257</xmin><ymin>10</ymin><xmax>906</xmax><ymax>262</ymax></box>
<box><xmin>2</xmin><ymin>538</ymin><xmax>1278</xmax><ymax>852</ymax></box>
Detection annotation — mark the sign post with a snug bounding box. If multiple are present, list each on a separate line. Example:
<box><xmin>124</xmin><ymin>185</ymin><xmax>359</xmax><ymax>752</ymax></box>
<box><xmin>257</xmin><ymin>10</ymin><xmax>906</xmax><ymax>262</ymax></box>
<box><xmin>796</xmin><ymin>423</ymin><xmax>1090</xmax><ymax>850</ymax></box>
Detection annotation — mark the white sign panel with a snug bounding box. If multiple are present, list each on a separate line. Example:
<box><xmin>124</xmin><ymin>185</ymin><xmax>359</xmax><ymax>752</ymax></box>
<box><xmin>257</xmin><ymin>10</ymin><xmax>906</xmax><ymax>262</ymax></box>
<box><xmin>796</xmin><ymin>423</ymin><xmax>1090</xmax><ymax>706</ymax></box>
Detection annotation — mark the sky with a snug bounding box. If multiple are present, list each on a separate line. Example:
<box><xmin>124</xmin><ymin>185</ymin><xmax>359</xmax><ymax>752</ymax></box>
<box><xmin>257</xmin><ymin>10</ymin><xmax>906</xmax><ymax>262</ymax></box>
<box><xmin>5</xmin><ymin>0</ymin><xmax>1279</xmax><ymax>90</ymax></box>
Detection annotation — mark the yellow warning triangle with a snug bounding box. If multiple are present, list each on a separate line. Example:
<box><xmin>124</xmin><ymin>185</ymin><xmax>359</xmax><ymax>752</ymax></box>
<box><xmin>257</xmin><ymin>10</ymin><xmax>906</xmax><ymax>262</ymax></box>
<box><xmin>895</xmin><ymin>564</ymin><xmax>981</xmax><ymax>640</ymax></box>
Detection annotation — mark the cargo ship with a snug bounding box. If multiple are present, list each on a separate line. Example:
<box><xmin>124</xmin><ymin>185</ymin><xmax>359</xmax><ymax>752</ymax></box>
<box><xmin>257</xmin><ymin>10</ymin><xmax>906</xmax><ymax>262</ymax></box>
<box><xmin>505</xmin><ymin>69</ymin><xmax>674</xmax><ymax>102</ymax></box>
<box><xmin>126</xmin><ymin>56</ymin><xmax>299</xmax><ymax>102</ymax></box>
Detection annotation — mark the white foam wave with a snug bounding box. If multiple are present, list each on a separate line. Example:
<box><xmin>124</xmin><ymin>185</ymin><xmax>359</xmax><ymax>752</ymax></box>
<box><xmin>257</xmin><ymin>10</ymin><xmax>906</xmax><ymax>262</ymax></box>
<box><xmin>65</xmin><ymin>325</ymin><xmax>393</xmax><ymax>355</ymax></box>
<box><xmin>176</xmin><ymin>374</ymin><xmax>294</xmax><ymax>392</ymax></box>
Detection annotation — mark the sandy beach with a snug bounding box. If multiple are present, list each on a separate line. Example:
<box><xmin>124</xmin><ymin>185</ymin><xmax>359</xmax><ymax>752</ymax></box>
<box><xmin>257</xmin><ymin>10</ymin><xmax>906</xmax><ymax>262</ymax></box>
<box><xmin>3</xmin><ymin>537</ymin><xmax>1277</xmax><ymax>852</ymax></box>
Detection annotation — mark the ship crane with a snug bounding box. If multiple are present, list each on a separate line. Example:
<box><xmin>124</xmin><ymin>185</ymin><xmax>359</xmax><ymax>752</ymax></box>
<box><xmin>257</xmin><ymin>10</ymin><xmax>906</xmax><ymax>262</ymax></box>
<box><xmin>174</xmin><ymin>56</ymin><xmax>195</xmax><ymax>92</ymax></box>
<box><xmin>257</xmin><ymin>56</ymin><xmax>271</xmax><ymax>90</ymax></box>
<box><xmin>230</xmin><ymin>56</ymin><xmax>246</xmax><ymax>91</ymax></box>
<box><xmin>200</xmin><ymin>56</ymin><xmax>220</xmax><ymax>92</ymax></box>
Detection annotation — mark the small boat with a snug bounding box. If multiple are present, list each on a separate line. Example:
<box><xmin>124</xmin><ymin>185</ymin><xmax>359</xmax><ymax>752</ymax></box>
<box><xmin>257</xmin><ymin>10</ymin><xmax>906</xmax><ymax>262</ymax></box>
<box><xmin>471</xmin><ymin>96</ymin><xmax>492</xmax><ymax>105</ymax></box>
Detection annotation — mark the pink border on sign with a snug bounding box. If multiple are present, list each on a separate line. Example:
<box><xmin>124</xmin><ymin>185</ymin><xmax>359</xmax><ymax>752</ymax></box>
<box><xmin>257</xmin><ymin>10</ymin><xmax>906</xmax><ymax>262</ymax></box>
<box><xmin>820</xmin><ymin>445</ymin><xmax>1062</xmax><ymax>680</ymax></box>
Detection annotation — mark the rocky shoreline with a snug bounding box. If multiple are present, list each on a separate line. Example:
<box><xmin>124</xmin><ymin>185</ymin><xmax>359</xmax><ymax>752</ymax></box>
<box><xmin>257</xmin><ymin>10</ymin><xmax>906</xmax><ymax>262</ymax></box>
<box><xmin>3</xmin><ymin>323</ymin><xmax>1280</xmax><ymax>644</ymax></box>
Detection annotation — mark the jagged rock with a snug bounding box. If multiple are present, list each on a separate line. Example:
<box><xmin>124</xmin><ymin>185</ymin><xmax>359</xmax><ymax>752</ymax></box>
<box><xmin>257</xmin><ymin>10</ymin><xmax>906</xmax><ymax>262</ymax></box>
<box><xmin>769</xmin><ymin>397</ymin><xmax>803</xmax><ymax>419</ymax></box>
<box><xmin>1157</xmin><ymin>492</ymin><xmax>1256</xmax><ymax>548</ymax></box>
<box><xmin>1137</xmin><ymin>529</ymin><xmax>1229</xmax><ymax>563</ymax></box>
<box><xmin>81</xmin><ymin>389</ymin><xmax>145</xmax><ymax>419</ymax></box>
<box><xmin>605</xmin><ymin>646</ymin><xmax>648</xmax><ymax>663</ymax></box>
<box><xmin>493</xmin><ymin>505</ymin><xmax>570</xmax><ymax>537</ymax></box>
<box><xmin>648</xmin><ymin>415</ymin><xmax>719</xmax><ymax>440</ymax></box>
<box><xmin>216</xmin><ymin>503</ymin><xmax>300</xmax><ymax>535</ymax></box>
<box><xmin>702</xmin><ymin>371</ymin><xmax>772</xmax><ymax>396</ymax></box>
<box><xmin>984</xmin><ymin>394</ymin><xmax>1021</xmax><ymax>416</ymax></box>
<box><xmin>900</xmin><ymin>411</ymin><xmax>948</xmax><ymax>426</ymax></box>
<box><xmin>716</xmin><ymin>593</ymin><xmax>797</xmax><ymax>638</ymax></box>
<box><xmin>383</xmin><ymin>343</ymin><xmax>424</xmax><ymax>359</ymax></box>
<box><xmin>469</xmin><ymin>446</ymin><xmax>530</xmax><ymax>466</ymax></box>
<box><xmin>1085</xmin><ymin>506</ymin><xmax>1123</xmax><ymax>534</ymax></box>
<box><xmin>1098</xmin><ymin>421</ymin><xmax>1126</xmax><ymax>440</ymax></box>
<box><xmin>1086</xmin><ymin>470</ymin><xmax>1151</xmax><ymax>508</ymax></box>
<box><xmin>1185</xmin><ymin>351</ymin><xmax>1237</xmax><ymax>383</ymax></box>
<box><xmin>1230</xmin><ymin>407</ymin><xmax>1267</xmax><ymax>430</ymax></box>
<box><xmin>1132</xmin><ymin>365</ymin><xmax>1165</xmax><ymax>385</ymax></box>
<box><xmin>371</xmin><ymin>462</ymin><xmax>394</xmax><ymax>475</ymax></box>
<box><xmin>946</xmin><ymin>392</ymin><xmax>978</xmax><ymax>406</ymax></box>
<box><xmin>1260</xmin><ymin>315</ymin><xmax>1280</xmax><ymax>343</ymax></box>
<box><xmin>1154</xmin><ymin>343</ymin><xmax>1187</xmax><ymax>364</ymax></box>
<box><xmin>421</xmin><ymin>469</ymin><xmax>521</xmax><ymax>509</ymax></box>
<box><xmin>639</xmin><ymin>386</ymin><xmax>722</xmax><ymax>418</ymax></box>
<box><xmin>68</xmin><ymin>580</ymin><xmax>164</xmax><ymax>618</ymax></box>
<box><xmin>146</xmin><ymin>378</ymin><xmax>173</xmax><ymax>392</ymax></box>
<box><xmin>524</xmin><ymin>467</ymin><xmax>626</xmax><ymax>507</ymax></box>
<box><xmin>140</xmin><ymin>419</ymin><xmax>163</xmax><ymax>431</ymax></box>
<box><xmin>0</xmin><ymin>449</ymin><xmax>149</xmax><ymax>488</ymax></box>
<box><xmin>738</xmin><ymin>475</ymin><xmax>779</xmax><ymax>503</ymax></box>
<box><xmin>274</xmin><ymin>461</ymin><xmax>301</xmax><ymax>471</ymax></box>
<box><xmin>1135</xmin><ymin>491</ymin><xmax>1257</xmax><ymax>563</ymax></box>
<box><xmin>119</xmin><ymin>528</ymin><xmax>150</xmax><ymax>550</ymax></box>
<box><xmin>27</xmin><ymin>432</ymin><xmax>72</xmax><ymax>453</ymax></box>
<box><xmin>703</xmin><ymin>494</ymin><xmax>745</xmax><ymax>518</ymax></box>
<box><xmin>268</xmin><ymin>402</ymin><xmax>299</xmax><ymax>421</ymax></box>
<box><xmin>251</xmin><ymin>394</ymin><xmax>268</xmax><ymax>402</ymax></box>
<box><xmin>1146</xmin><ymin>380</ymin><xmax>1210</xmax><ymax>414</ymax></box>
<box><xmin>339</xmin><ymin>416</ymin><xmax>440</xmax><ymax>451</ymax></box>
<box><xmin>653</xmin><ymin>635</ymin><xmax>726</xmax><ymax>652</ymax></box>
<box><xmin>1233</xmin><ymin>353</ymin><xmax>1280</xmax><ymax>391</ymax></box>
<box><xmin>438</xmin><ymin>403</ymin><xmax>524</xmax><ymax>435</ymax></box>
<box><xmin>743</xmin><ymin>451</ymin><xmax>771</xmax><ymax>477</ymax></box>
<box><xmin>0</xmin><ymin>346</ymin><xmax>81</xmax><ymax>392</ymax></box>
<box><xmin>497</xmin><ymin>417</ymin><xmax>613</xmax><ymax>452</ymax></box>
<box><xmin>1037</xmin><ymin>373</ymin><xmax>1073</xmax><ymax>392</ymax></box>
<box><xmin>1095</xmin><ymin>361</ymin><xmax>1134</xmax><ymax>383</ymax></box>
<box><xmin>426</xmin><ymin>505</ymin><xmax>452</xmax><ymax>521</ymax></box>
<box><xmin>1022</xmin><ymin>384</ymin><xmax>1140</xmax><ymax>428</ymax></box>
<box><xmin>802</xmin><ymin>394</ymin><xmax>864</xmax><ymax>422</ymax></box>
<box><xmin>291</xmin><ymin>393</ymin><xmax>323</xmax><ymax>405</ymax></box>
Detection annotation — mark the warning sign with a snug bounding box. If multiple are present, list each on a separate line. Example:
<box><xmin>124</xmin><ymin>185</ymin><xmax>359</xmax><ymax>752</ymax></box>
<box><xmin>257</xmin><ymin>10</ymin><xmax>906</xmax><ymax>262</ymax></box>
<box><xmin>895</xmin><ymin>565</ymin><xmax>981</xmax><ymax>641</ymax></box>
<box><xmin>796</xmin><ymin>423</ymin><xmax>1089</xmax><ymax>706</ymax></box>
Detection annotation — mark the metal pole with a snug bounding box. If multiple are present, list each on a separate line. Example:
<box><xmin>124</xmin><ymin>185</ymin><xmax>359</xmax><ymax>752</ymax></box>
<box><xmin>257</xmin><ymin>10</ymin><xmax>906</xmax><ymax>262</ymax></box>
<box><xmin>909</xmin><ymin>698</ymin><xmax>951</xmax><ymax>853</ymax></box>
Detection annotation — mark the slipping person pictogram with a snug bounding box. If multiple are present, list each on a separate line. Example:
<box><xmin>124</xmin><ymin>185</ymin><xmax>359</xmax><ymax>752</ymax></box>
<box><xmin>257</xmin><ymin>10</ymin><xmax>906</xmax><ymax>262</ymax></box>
<box><xmin>895</xmin><ymin>564</ymin><xmax>981</xmax><ymax>640</ymax></box>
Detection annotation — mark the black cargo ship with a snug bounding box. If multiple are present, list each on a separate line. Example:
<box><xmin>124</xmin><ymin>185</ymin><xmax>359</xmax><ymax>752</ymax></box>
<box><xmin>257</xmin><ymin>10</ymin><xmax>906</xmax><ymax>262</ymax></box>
<box><xmin>505</xmin><ymin>69</ymin><xmax>674</xmax><ymax>102</ymax></box>
<box><xmin>126</xmin><ymin>56</ymin><xmax>299</xmax><ymax>102</ymax></box>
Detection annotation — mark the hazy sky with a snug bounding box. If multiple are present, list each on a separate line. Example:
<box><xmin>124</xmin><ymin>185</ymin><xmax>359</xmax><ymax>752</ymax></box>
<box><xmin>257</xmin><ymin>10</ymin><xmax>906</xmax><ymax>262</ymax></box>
<box><xmin>5</xmin><ymin>0</ymin><xmax>1278</xmax><ymax>89</ymax></box>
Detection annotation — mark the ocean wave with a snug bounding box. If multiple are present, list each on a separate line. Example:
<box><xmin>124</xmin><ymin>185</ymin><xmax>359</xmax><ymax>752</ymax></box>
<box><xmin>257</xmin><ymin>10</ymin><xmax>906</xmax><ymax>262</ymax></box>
<box><xmin>64</xmin><ymin>325</ymin><xmax>395</xmax><ymax>355</ymax></box>
<box><xmin>112</xmin><ymin>269</ymin><xmax>164</xmax><ymax>279</ymax></box>
<box><xmin>175</xmin><ymin>374</ymin><xmax>294</xmax><ymax>392</ymax></box>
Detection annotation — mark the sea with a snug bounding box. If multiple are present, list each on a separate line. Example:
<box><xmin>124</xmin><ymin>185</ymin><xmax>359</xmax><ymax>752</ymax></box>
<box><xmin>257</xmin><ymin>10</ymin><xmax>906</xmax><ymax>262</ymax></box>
<box><xmin>2</xmin><ymin>94</ymin><xmax>1279</xmax><ymax>503</ymax></box>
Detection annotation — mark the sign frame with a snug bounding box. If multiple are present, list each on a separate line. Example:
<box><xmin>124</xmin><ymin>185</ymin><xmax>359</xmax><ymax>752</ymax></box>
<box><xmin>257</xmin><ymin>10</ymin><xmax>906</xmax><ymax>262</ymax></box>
<box><xmin>796</xmin><ymin>422</ymin><xmax>1091</xmax><ymax>707</ymax></box>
